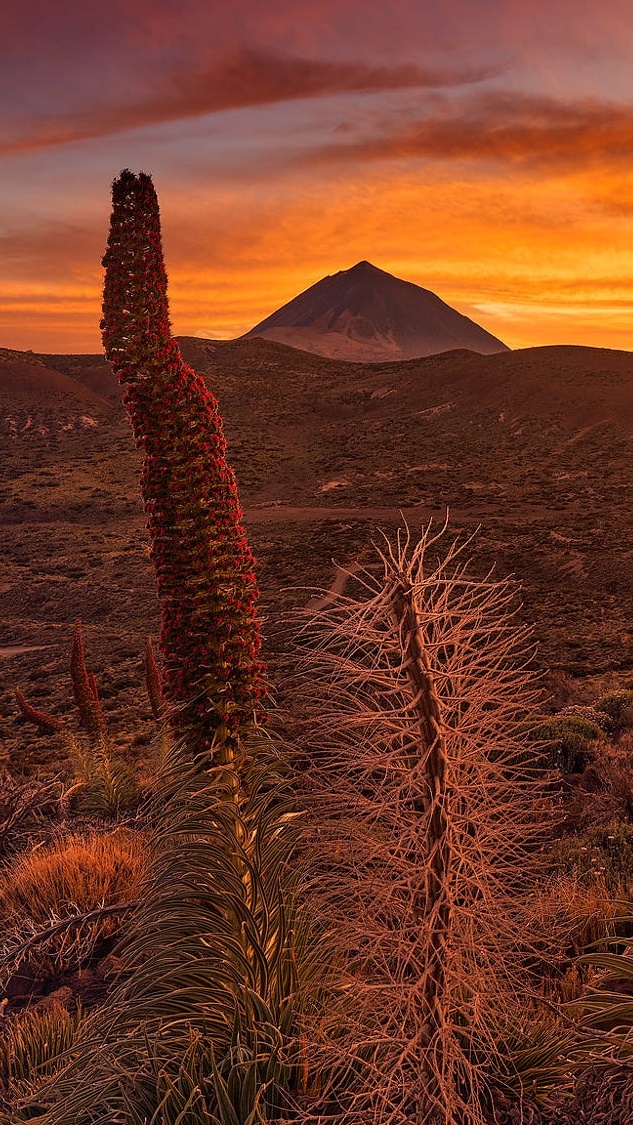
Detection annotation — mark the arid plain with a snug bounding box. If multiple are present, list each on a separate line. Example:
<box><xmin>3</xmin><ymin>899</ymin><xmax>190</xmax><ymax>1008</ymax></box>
<box><xmin>1</xmin><ymin>336</ymin><xmax>632</xmax><ymax>774</ymax></box>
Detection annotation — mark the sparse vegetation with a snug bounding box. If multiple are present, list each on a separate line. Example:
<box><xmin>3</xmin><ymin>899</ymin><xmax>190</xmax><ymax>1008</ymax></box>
<box><xmin>2</xmin><ymin>170</ymin><xmax>633</xmax><ymax>1123</ymax></box>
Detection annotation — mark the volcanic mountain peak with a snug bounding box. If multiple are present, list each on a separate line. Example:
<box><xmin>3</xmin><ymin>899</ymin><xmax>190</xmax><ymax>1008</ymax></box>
<box><xmin>344</xmin><ymin>259</ymin><xmax>381</xmax><ymax>273</ymax></box>
<box><xmin>243</xmin><ymin>260</ymin><xmax>509</xmax><ymax>362</ymax></box>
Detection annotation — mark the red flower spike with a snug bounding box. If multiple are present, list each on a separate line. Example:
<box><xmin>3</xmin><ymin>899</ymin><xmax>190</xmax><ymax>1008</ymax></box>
<box><xmin>69</xmin><ymin>620</ymin><xmax>109</xmax><ymax>743</ymax></box>
<box><xmin>101</xmin><ymin>170</ymin><xmax>266</xmax><ymax>757</ymax></box>
<box><xmin>15</xmin><ymin>688</ymin><xmax>66</xmax><ymax>735</ymax></box>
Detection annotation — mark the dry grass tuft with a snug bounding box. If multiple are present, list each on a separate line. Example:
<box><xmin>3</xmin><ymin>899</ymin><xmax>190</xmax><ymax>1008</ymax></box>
<box><xmin>526</xmin><ymin>872</ymin><xmax>627</xmax><ymax>965</ymax></box>
<box><xmin>566</xmin><ymin>736</ymin><xmax>633</xmax><ymax>830</ymax></box>
<box><xmin>0</xmin><ymin>829</ymin><xmax>146</xmax><ymax>923</ymax></box>
<box><xmin>0</xmin><ymin>829</ymin><xmax>147</xmax><ymax>982</ymax></box>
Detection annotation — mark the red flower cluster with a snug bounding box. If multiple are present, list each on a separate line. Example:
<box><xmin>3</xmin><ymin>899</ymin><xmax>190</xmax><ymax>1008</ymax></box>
<box><xmin>101</xmin><ymin>171</ymin><xmax>266</xmax><ymax>755</ymax></box>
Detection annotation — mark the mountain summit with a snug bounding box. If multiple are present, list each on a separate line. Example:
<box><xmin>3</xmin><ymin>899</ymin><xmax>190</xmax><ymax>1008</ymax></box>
<box><xmin>243</xmin><ymin>260</ymin><xmax>509</xmax><ymax>361</ymax></box>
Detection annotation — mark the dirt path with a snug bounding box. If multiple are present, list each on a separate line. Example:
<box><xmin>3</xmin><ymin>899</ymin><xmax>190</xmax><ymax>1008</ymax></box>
<box><xmin>0</xmin><ymin>644</ymin><xmax>53</xmax><ymax>659</ymax></box>
<box><xmin>243</xmin><ymin>505</ymin><xmax>461</xmax><ymax>524</ymax></box>
<box><xmin>241</xmin><ymin>503</ymin><xmax>569</xmax><ymax>526</ymax></box>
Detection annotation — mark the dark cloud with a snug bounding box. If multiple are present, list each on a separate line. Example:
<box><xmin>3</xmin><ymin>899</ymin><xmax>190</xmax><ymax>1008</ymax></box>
<box><xmin>307</xmin><ymin>92</ymin><xmax>633</xmax><ymax>171</ymax></box>
<box><xmin>0</xmin><ymin>49</ymin><xmax>500</xmax><ymax>156</ymax></box>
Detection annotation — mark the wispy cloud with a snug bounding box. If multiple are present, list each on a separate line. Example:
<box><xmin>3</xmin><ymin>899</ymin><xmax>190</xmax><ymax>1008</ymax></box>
<box><xmin>308</xmin><ymin>92</ymin><xmax>633</xmax><ymax>171</ymax></box>
<box><xmin>0</xmin><ymin>49</ymin><xmax>500</xmax><ymax>156</ymax></box>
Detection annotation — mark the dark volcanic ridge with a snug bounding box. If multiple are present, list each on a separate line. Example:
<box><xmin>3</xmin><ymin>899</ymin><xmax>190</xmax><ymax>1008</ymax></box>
<box><xmin>4</xmin><ymin>338</ymin><xmax>633</xmax><ymax>438</ymax></box>
<box><xmin>242</xmin><ymin>259</ymin><xmax>509</xmax><ymax>361</ymax></box>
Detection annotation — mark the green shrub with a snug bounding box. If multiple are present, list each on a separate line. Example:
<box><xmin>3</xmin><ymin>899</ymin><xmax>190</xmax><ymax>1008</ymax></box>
<box><xmin>559</xmin><ymin>704</ymin><xmax>611</xmax><ymax>732</ymax></box>
<box><xmin>531</xmin><ymin>715</ymin><xmax>605</xmax><ymax>773</ymax></box>
<box><xmin>594</xmin><ymin>691</ymin><xmax>633</xmax><ymax>735</ymax></box>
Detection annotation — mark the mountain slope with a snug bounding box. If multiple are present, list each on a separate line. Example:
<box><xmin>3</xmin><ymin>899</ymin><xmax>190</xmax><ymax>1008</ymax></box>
<box><xmin>242</xmin><ymin>260</ymin><xmax>509</xmax><ymax>361</ymax></box>
<box><xmin>0</xmin><ymin>348</ymin><xmax>113</xmax><ymax>445</ymax></box>
<box><xmin>0</xmin><ymin>349</ymin><xmax>112</xmax><ymax>411</ymax></box>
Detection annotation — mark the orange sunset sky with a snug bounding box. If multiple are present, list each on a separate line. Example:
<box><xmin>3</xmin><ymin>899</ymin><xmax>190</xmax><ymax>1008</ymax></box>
<box><xmin>2</xmin><ymin>0</ymin><xmax>633</xmax><ymax>354</ymax></box>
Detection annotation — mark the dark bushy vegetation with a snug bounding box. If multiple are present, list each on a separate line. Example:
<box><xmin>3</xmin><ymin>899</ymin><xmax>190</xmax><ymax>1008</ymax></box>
<box><xmin>594</xmin><ymin>690</ymin><xmax>633</xmax><ymax>735</ymax></box>
<box><xmin>531</xmin><ymin>714</ymin><xmax>605</xmax><ymax>772</ymax></box>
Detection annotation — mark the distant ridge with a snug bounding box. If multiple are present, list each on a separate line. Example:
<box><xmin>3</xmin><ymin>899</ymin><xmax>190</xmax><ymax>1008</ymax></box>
<box><xmin>242</xmin><ymin>260</ymin><xmax>509</xmax><ymax>361</ymax></box>
<box><xmin>0</xmin><ymin>348</ymin><xmax>111</xmax><ymax>411</ymax></box>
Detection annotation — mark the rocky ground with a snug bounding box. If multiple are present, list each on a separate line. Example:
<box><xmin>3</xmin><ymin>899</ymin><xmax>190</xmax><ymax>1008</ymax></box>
<box><xmin>1</xmin><ymin>338</ymin><xmax>632</xmax><ymax>774</ymax></box>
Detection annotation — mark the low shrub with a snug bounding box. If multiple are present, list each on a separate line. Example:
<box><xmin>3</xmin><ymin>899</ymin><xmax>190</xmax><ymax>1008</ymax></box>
<box><xmin>567</xmin><ymin>739</ymin><xmax>633</xmax><ymax>828</ymax></box>
<box><xmin>594</xmin><ymin>690</ymin><xmax>633</xmax><ymax>736</ymax></box>
<box><xmin>558</xmin><ymin>705</ymin><xmax>611</xmax><ymax>732</ymax></box>
<box><xmin>531</xmin><ymin>715</ymin><xmax>605</xmax><ymax>773</ymax></box>
<box><xmin>553</xmin><ymin>820</ymin><xmax>633</xmax><ymax>894</ymax></box>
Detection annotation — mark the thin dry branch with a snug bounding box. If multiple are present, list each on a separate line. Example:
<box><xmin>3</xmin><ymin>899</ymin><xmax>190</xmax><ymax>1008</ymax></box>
<box><xmin>0</xmin><ymin>774</ymin><xmax>61</xmax><ymax>860</ymax></box>
<box><xmin>0</xmin><ymin>902</ymin><xmax>137</xmax><ymax>974</ymax></box>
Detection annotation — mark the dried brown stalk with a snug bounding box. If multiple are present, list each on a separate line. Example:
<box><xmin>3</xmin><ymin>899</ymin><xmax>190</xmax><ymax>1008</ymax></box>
<box><xmin>284</xmin><ymin>521</ymin><xmax>554</xmax><ymax>1124</ymax></box>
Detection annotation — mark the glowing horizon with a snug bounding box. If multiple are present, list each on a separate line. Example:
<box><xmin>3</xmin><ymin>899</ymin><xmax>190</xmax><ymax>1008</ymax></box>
<box><xmin>2</xmin><ymin>0</ymin><xmax>633</xmax><ymax>355</ymax></box>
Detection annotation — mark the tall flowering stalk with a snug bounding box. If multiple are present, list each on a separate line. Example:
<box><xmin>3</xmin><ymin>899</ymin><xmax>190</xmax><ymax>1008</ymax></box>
<box><xmin>70</xmin><ymin>620</ymin><xmax>109</xmax><ymax>744</ymax></box>
<box><xmin>101</xmin><ymin>170</ymin><xmax>265</xmax><ymax>757</ymax></box>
